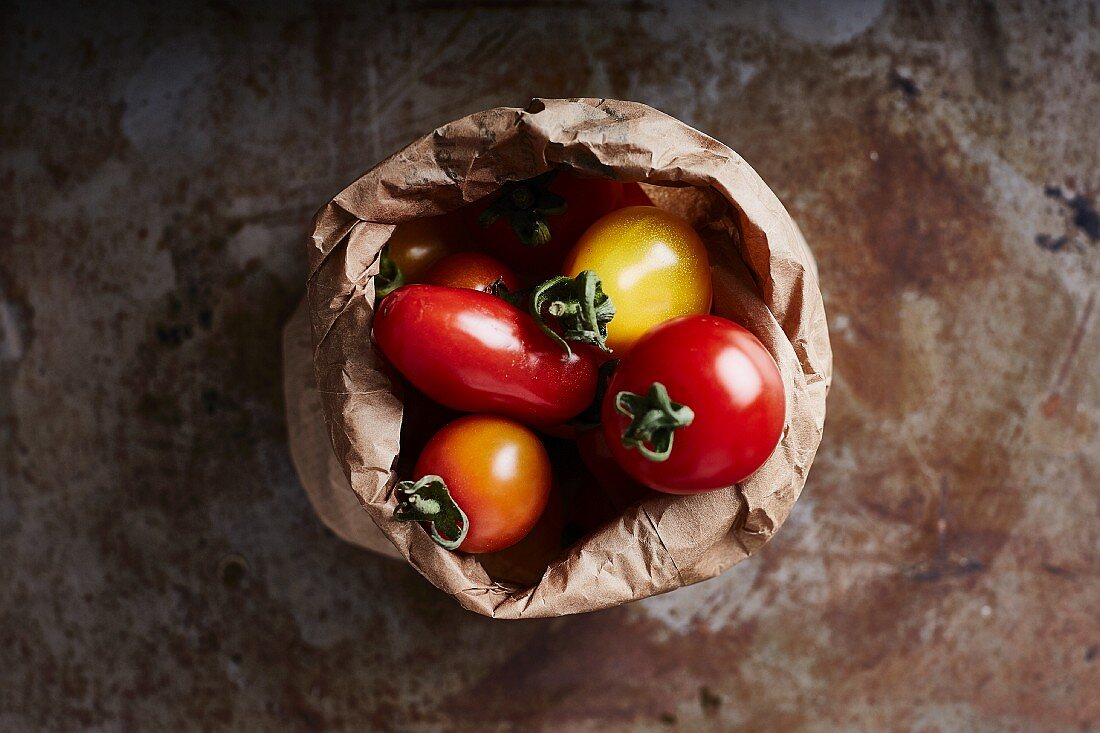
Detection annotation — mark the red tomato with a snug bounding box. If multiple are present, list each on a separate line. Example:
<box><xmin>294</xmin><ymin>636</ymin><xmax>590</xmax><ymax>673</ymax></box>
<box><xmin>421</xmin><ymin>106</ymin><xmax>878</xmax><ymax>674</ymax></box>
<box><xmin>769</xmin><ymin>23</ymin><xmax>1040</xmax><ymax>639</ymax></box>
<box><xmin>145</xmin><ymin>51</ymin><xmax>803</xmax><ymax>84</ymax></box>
<box><xmin>576</xmin><ymin>428</ymin><xmax>651</xmax><ymax>509</ymax></box>
<box><xmin>373</xmin><ymin>284</ymin><xmax>599</xmax><ymax>425</ymax></box>
<box><xmin>408</xmin><ymin>415</ymin><xmax>551</xmax><ymax>553</ymax></box>
<box><xmin>422</xmin><ymin>252</ymin><xmax>519</xmax><ymax>292</ymax></box>
<box><xmin>601</xmin><ymin>315</ymin><xmax>786</xmax><ymax>494</ymax></box>
<box><xmin>467</xmin><ymin>171</ymin><xmax>627</xmax><ymax>285</ymax></box>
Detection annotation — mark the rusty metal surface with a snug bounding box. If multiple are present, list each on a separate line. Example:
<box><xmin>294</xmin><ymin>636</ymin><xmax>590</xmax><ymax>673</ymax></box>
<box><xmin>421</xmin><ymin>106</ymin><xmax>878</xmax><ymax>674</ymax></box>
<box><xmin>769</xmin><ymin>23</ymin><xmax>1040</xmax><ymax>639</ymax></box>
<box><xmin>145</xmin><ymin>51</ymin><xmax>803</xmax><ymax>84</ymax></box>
<box><xmin>2</xmin><ymin>1</ymin><xmax>1098</xmax><ymax>730</ymax></box>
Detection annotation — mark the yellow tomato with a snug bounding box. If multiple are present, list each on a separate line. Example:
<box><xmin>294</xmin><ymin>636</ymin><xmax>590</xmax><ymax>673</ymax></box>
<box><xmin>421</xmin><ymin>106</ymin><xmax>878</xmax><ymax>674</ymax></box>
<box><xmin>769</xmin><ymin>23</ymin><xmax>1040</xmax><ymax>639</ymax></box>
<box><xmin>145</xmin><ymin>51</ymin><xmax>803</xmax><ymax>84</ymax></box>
<box><xmin>562</xmin><ymin>206</ymin><xmax>712</xmax><ymax>353</ymax></box>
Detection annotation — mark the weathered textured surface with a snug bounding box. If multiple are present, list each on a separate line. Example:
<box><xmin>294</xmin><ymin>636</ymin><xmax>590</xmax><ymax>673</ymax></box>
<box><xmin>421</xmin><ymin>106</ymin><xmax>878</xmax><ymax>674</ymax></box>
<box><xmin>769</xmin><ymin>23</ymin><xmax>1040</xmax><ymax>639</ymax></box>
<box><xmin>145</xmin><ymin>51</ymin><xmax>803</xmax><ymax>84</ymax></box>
<box><xmin>2</xmin><ymin>1</ymin><xmax>1097</xmax><ymax>730</ymax></box>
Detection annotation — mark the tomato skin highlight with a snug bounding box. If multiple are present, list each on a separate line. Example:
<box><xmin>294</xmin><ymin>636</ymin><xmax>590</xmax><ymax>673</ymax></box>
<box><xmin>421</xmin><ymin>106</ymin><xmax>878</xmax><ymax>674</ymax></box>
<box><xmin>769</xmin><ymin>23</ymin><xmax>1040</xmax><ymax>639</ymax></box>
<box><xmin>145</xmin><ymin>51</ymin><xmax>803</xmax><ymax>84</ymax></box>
<box><xmin>563</xmin><ymin>206</ymin><xmax>712</xmax><ymax>354</ymax></box>
<box><xmin>601</xmin><ymin>315</ymin><xmax>786</xmax><ymax>494</ymax></box>
<box><xmin>414</xmin><ymin>415</ymin><xmax>551</xmax><ymax>553</ymax></box>
<box><xmin>422</xmin><ymin>252</ymin><xmax>520</xmax><ymax>292</ymax></box>
<box><xmin>373</xmin><ymin>285</ymin><xmax>599</xmax><ymax>426</ymax></box>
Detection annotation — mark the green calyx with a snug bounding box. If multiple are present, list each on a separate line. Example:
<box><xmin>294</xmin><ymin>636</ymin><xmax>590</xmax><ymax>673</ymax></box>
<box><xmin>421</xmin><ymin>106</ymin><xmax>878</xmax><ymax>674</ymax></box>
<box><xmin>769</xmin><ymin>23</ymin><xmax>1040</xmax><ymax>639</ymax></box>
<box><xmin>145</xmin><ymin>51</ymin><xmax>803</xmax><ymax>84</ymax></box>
<box><xmin>478</xmin><ymin>170</ymin><xmax>567</xmax><ymax>246</ymax></box>
<box><xmin>530</xmin><ymin>270</ymin><xmax>615</xmax><ymax>355</ymax></box>
<box><xmin>615</xmin><ymin>382</ymin><xmax>695</xmax><ymax>462</ymax></box>
<box><xmin>392</xmin><ymin>475</ymin><xmax>468</xmax><ymax>551</ymax></box>
<box><xmin>374</xmin><ymin>247</ymin><xmax>403</xmax><ymax>299</ymax></box>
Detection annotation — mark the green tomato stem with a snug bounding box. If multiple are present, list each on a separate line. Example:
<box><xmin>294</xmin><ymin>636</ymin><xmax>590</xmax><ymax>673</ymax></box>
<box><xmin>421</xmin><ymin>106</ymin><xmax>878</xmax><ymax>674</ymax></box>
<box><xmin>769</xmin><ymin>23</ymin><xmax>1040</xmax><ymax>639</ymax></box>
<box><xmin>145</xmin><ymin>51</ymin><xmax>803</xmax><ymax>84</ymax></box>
<box><xmin>374</xmin><ymin>247</ymin><xmax>404</xmax><ymax>299</ymax></box>
<box><xmin>529</xmin><ymin>270</ymin><xmax>615</xmax><ymax>355</ymax></box>
<box><xmin>392</xmin><ymin>475</ymin><xmax>469</xmax><ymax>551</ymax></box>
<box><xmin>477</xmin><ymin>169</ymin><xmax>567</xmax><ymax>246</ymax></box>
<box><xmin>615</xmin><ymin>382</ymin><xmax>695</xmax><ymax>462</ymax></box>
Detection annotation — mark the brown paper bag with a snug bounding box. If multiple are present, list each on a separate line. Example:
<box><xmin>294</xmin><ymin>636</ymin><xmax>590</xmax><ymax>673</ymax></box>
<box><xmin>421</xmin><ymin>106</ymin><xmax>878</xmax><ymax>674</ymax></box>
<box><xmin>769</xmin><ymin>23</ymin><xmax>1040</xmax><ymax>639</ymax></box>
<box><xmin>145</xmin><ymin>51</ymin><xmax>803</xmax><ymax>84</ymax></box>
<box><xmin>294</xmin><ymin>98</ymin><xmax>832</xmax><ymax>618</ymax></box>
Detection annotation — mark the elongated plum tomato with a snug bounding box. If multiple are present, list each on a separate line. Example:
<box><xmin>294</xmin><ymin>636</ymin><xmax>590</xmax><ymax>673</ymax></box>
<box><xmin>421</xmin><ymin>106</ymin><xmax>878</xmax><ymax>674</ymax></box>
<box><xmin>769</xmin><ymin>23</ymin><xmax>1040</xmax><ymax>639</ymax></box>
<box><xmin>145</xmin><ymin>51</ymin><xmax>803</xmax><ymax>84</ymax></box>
<box><xmin>563</xmin><ymin>206</ymin><xmax>712</xmax><ymax>354</ymax></box>
<box><xmin>422</xmin><ymin>252</ymin><xmax>519</xmax><ymax>292</ymax></box>
<box><xmin>373</xmin><ymin>285</ymin><xmax>598</xmax><ymax>426</ymax></box>
<box><xmin>407</xmin><ymin>415</ymin><xmax>551</xmax><ymax>553</ymax></box>
<box><xmin>602</xmin><ymin>315</ymin><xmax>785</xmax><ymax>494</ymax></box>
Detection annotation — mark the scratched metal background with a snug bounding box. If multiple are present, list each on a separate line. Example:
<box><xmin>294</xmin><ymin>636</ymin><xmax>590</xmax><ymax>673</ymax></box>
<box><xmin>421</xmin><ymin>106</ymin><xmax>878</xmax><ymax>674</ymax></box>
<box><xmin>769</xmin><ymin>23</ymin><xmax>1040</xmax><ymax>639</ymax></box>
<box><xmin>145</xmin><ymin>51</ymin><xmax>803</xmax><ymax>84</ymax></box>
<box><xmin>3</xmin><ymin>0</ymin><xmax>1098</xmax><ymax>730</ymax></box>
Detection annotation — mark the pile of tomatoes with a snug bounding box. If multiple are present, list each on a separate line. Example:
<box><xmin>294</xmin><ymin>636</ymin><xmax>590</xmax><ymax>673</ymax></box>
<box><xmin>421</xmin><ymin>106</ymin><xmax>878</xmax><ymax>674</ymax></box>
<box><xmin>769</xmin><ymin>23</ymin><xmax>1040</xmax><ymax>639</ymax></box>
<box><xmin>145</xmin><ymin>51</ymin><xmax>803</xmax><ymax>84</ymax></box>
<box><xmin>373</xmin><ymin>170</ymin><xmax>786</xmax><ymax>557</ymax></box>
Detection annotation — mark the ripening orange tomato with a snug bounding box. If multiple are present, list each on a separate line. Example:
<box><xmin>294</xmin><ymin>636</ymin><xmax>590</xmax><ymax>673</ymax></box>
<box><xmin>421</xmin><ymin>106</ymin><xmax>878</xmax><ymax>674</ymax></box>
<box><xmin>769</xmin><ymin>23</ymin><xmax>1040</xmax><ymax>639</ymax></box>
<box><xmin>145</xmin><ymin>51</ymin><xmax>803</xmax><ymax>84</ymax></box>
<box><xmin>562</xmin><ymin>206</ymin><xmax>712</xmax><ymax>354</ymax></box>
<box><xmin>422</xmin><ymin>252</ymin><xmax>520</xmax><ymax>292</ymax></box>
<box><xmin>404</xmin><ymin>415</ymin><xmax>552</xmax><ymax>554</ymax></box>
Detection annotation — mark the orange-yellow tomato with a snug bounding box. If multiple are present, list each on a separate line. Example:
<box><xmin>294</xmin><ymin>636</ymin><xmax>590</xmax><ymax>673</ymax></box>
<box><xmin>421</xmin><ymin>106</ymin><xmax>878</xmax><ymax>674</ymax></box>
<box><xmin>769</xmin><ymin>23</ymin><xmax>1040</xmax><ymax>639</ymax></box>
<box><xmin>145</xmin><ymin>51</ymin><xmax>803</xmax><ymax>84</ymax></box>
<box><xmin>562</xmin><ymin>206</ymin><xmax>712</xmax><ymax>353</ymax></box>
<box><xmin>414</xmin><ymin>415</ymin><xmax>551</xmax><ymax>554</ymax></box>
<box><xmin>386</xmin><ymin>213</ymin><xmax>471</xmax><ymax>284</ymax></box>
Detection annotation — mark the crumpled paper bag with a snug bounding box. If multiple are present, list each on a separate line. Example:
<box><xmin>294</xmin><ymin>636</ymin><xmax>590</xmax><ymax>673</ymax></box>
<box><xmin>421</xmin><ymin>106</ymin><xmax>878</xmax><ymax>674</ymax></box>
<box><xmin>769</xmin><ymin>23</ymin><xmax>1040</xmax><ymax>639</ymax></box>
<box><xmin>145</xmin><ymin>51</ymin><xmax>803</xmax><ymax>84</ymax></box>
<box><xmin>292</xmin><ymin>98</ymin><xmax>832</xmax><ymax>618</ymax></box>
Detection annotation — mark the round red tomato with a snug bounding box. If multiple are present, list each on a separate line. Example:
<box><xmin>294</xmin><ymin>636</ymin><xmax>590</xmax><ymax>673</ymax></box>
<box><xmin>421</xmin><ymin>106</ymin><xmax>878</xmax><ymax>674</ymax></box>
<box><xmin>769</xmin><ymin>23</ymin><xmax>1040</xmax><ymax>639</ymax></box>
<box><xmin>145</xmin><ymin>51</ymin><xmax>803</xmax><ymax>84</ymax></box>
<box><xmin>373</xmin><ymin>285</ymin><xmax>599</xmax><ymax>426</ymax></box>
<box><xmin>601</xmin><ymin>315</ymin><xmax>786</xmax><ymax>494</ymax></box>
<box><xmin>422</xmin><ymin>251</ymin><xmax>519</xmax><ymax>292</ymax></box>
<box><xmin>397</xmin><ymin>414</ymin><xmax>552</xmax><ymax>553</ymax></box>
